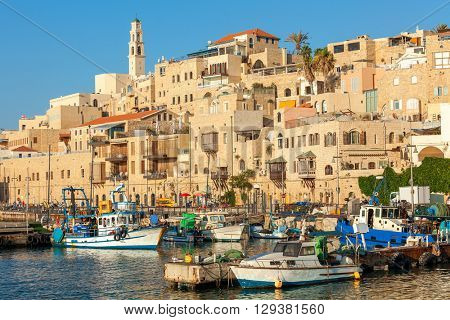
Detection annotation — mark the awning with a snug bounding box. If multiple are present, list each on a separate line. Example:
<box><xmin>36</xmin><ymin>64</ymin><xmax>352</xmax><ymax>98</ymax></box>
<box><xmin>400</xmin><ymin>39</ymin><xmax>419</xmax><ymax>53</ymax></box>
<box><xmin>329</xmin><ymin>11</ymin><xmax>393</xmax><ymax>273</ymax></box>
<box><xmin>279</xmin><ymin>100</ymin><xmax>296</xmax><ymax>108</ymax></box>
<box><xmin>92</xmin><ymin>122</ymin><xmax>123</xmax><ymax>131</ymax></box>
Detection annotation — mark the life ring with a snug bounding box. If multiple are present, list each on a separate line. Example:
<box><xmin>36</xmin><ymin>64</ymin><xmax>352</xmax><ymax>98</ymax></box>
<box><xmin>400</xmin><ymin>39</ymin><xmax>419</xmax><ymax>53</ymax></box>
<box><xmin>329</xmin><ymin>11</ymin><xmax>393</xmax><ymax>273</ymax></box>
<box><xmin>114</xmin><ymin>233</ymin><xmax>121</xmax><ymax>241</ymax></box>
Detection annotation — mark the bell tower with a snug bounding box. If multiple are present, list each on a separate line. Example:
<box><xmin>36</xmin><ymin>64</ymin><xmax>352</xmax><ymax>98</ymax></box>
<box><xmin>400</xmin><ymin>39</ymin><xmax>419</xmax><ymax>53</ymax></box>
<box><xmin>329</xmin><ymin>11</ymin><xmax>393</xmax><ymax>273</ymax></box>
<box><xmin>128</xmin><ymin>18</ymin><xmax>146</xmax><ymax>77</ymax></box>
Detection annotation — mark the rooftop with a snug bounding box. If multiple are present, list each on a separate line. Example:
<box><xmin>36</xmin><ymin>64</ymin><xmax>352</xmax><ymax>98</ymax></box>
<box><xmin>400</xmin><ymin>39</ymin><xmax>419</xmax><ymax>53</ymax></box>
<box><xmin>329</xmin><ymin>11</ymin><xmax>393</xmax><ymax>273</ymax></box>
<box><xmin>11</xmin><ymin>146</ymin><xmax>38</xmax><ymax>152</ymax></box>
<box><xmin>214</xmin><ymin>28</ymin><xmax>280</xmax><ymax>44</ymax></box>
<box><xmin>78</xmin><ymin>110</ymin><xmax>159</xmax><ymax>127</ymax></box>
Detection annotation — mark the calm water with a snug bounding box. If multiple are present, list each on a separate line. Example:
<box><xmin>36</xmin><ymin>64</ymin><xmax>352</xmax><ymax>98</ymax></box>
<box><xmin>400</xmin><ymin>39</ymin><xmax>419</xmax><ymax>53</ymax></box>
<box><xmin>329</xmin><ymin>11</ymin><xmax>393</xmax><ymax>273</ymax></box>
<box><xmin>0</xmin><ymin>240</ymin><xmax>449</xmax><ymax>300</ymax></box>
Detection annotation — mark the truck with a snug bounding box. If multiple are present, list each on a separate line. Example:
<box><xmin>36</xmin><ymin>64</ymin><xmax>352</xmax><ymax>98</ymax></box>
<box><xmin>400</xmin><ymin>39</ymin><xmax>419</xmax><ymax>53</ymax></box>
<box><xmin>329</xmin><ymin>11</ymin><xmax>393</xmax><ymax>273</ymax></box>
<box><xmin>390</xmin><ymin>186</ymin><xmax>430</xmax><ymax>205</ymax></box>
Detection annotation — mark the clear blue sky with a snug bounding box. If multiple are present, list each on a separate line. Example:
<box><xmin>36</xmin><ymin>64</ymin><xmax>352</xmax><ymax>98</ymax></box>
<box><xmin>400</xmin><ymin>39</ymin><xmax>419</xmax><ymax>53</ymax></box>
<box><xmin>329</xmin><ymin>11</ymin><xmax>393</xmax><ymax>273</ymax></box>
<box><xmin>0</xmin><ymin>0</ymin><xmax>448</xmax><ymax>129</ymax></box>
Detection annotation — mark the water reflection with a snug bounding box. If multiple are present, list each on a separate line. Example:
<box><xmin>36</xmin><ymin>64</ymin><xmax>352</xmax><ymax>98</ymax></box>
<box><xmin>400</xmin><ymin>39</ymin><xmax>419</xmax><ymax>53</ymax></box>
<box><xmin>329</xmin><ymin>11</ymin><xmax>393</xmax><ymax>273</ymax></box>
<box><xmin>0</xmin><ymin>241</ymin><xmax>449</xmax><ymax>300</ymax></box>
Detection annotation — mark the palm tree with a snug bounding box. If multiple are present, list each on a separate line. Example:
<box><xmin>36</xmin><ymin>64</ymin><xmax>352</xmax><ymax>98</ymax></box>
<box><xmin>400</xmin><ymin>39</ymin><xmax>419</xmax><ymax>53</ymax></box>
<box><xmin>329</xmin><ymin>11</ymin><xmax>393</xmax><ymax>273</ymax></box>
<box><xmin>299</xmin><ymin>45</ymin><xmax>316</xmax><ymax>94</ymax></box>
<box><xmin>313</xmin><ymin>48</ymin><xmax>336</xmax><ymax>92</ymax></box>
<box><xmin>286</xmin><ymin>32</ymin><xmax>309</xmax><ymax>54</ymax></box>
<box><xmin>433</xmin><ymin>23</ymin><xmax>448</xmax><ymax>33</ymax></box>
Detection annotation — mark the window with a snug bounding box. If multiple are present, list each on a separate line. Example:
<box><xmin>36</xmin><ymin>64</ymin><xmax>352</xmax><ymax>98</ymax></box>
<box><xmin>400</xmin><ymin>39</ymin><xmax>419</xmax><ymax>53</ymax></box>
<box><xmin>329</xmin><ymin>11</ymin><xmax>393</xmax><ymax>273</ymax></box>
<box><xmin>388</xmin><ymin>132</ymin><xmax>395</xmax><ymax>144</ymax></box>
<box><xmin>284</xmin><ymin>88</ymin><xmax>291</xmax><ymax>97</ymax></box>
<box><xmin>33</xmin><ymin>137</ymin><xmax>38</xmax><ymax>143</ymax></box>
<box><xmin>184</xmin><ymin>73</ymin><xmax>187</xmax><ymax>81</ymax></box>
<box><xmin>67</xmin><ymin>170</ymin><xmax>70</xmax><ymax>179</ymax></box>
<box><xmin>194</xmin><ymin>164</ymin><xmax>198</xmax><ymax>174</ymax></box>
<box><xmin>223</xmin><ymin>133</ymin><xmax>228</xmax><ymax>144</ymax></box>
<box><xmin>223</xmin><ymin>102</ymin><xmax>229</xmax><ymax>111</ymax></box>
<box><xmin>349</xmin><ymin>131</ymin><xmax>360</xmax><ymax>145</ymax></box>
<box><xmin>184</xmin><ymin>95</ymin><xmax>188</xmax><ymax>103</ymax></box>
<box><xmin>249</xmin><ymin>38</ymin><xmax>254</xmax><ymax>48</ymax></box>
<box><xmin>285</xmin><ymin>138</ymin><xmax>289</xmax><ymax>148</ymax></box>
<box><xmin>81</xmin><ymin>169</ymin><xmax>85</xmax><ymax>178</ymax></box>
<box><xmin>177</xmin><ymin>75</ymin><xmax>180</xmax><ymax>82</ymax></box>
<box><xmin>321</xmin><ymin>100</ymin><xmax>327</xmax><ymax>113</ymax></box>
<box><xmin>140</xmin><ymin>160</ymin><xmax>145</xmax><ymax>174</ymax></box>
<box><xmin>411</xmin><ymin>75</ymin><xmax>418</xmax><ymax>84</ymax></box>
<box><xmin>239</xmin><ymin>160</ymin><xmax>245</xmax><ymax>171</ymax></box>
<box><xmin>392</xmin><ymin>99</ymin><xmax>401</xmax><ymax>110</ymax></box>
<box><xmin>333</xmin><ymin>44</ymin><xmax>344</xmax><ymax>53</ymax></box>
<box><xmin>189</xmin><ymin>71</ymin><xmax>193</xmax><ymax>79</ymax></box>
<box><xmin>325</xmin><ymin>165</ymin><xmax>333</xmax><ymax>175</ymax></box>
<box><xmin>61</xmin><ymin>170</ymin><xmax>64</xmax><ymax>179</ymax></box>
<box><xmin>393</xmin><ymin>77</ymin><xmax>400</xmax><ymax>86</ymax></box>
<box><xmin>277</xmin><ymin>112</ymin><xmax>282</xmax><ymax>122</ymax></box>
<box><xmin>131</xmin><ymin>161</ymin><xmax>135</xmax><ymax>174</ymax></box>
<box><xmin>368</xmin><ymin>162</ymin><xmax>376</xmax><ymax>169</ymax></box>
<box><xmin>406</xmin><ymin>98</ymin><xmax>420</xmax><ymax>110</ymax></box>
<box><xmin>277</xmin><ymin>133</ymin><xmax>283</xmax><ymax>148</ymax></box>
<box><xmin>434</xmin><ymin>51</ymin><xmax>450</xmax><ymax>69</ymax></box>
<box><xmin>130</xmin><ymin>142</ymin><xmax>135</xmax><ymax>155</ymax></box>
<box><xmin>347</xmin><ymin>42</ymin><xmax>360</xmax><ymax>51</ymax></box>
<box><xmin>365</xmin><ymin>89</ymin><xmax>378</xmax><ymax>112</ymax></box>
<box><xmin>351</xmin><ymin>77</ymin><xmax>359</xmax><ymax>92</ymax></box>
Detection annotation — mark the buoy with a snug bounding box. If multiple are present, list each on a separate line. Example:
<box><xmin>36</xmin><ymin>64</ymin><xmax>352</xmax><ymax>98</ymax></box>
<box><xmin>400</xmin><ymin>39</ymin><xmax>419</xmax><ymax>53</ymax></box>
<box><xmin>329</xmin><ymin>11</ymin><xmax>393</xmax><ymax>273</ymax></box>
<box><xmin>274</xmin><ymin>279</ymin><xmax>283</xmax><ymax>288</ymax></box>
<box><xmin>184</xmin><ymin>254</ymin><xmax>193</xmax><ymax>264</ymax></box>
<box><xmin>354</xmin><ymin>271</ymin><xmax>361</xmax><ymax>280</ymax></box>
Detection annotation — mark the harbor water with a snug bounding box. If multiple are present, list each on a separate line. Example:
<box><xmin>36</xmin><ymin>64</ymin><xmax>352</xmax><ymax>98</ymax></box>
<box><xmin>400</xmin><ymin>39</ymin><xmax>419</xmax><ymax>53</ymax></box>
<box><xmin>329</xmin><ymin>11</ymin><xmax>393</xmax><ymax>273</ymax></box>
<box><xmin>1</xmin><ymin>240</ymin><xmax>449</xmax><ymax>300</ymax></box>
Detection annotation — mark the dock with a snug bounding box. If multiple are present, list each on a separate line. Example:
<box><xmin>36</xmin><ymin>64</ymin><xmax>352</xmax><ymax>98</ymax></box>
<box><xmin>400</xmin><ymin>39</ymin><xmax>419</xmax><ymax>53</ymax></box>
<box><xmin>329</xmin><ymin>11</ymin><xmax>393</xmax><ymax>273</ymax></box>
<box><xmin>0</xmin><ymin>221</ymin><xmax>51</xmax><ymax>248</ymax></box>
<box><xmin>164</xmin><ymin>261</ymin><xmax>238</xmax><ymax>289</ymax></box>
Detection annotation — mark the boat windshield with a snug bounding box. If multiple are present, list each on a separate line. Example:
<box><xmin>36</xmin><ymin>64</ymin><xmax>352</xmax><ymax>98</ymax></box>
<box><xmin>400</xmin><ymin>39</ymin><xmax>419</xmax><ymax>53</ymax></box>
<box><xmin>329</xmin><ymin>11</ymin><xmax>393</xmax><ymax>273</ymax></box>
<box><xmin>209</xmin><ymin>215</ymin><xmax>225</xmax><ymax>222</ymax></box>
<box><xmin>273</xmin><ymin>243</ymin><xmax>302</xmax><ymax>257</ymax></box>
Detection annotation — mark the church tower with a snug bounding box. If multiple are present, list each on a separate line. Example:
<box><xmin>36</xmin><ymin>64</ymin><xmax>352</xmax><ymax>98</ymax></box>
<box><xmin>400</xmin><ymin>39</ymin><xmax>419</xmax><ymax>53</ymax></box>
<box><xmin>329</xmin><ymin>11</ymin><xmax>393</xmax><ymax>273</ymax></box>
<box><xmin>128</xmin><ymin>18</ymin><xmax>146</xmax><ymax>77</ymax></box>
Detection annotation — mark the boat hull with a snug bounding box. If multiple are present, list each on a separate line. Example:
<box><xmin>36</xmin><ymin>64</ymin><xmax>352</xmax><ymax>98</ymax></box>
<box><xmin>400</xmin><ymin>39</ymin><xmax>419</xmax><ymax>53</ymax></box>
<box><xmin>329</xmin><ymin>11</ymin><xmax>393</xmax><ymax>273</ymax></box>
<box><xmin>231</xmin><ymin>264</ymin><xmax>360</xmax><ymax>288</ymax></box>
<box><xmin>336</xmin><ymin>220</ymin><xmax>434</xmax><ymax>249</ymax></box>
<box><xmin>251</xmin><ymin>232</ymin><xmax>288</xmax><ymax>239</ymax></box>
<box><xmin>53</xmin><ymin>227</ymin><xmax>165</xmax><ymax>249</ymax></box>
<box><xmin>202</xmin><ymin>224</ymin><xmax>246</xmax><ymax>241</ymax></box>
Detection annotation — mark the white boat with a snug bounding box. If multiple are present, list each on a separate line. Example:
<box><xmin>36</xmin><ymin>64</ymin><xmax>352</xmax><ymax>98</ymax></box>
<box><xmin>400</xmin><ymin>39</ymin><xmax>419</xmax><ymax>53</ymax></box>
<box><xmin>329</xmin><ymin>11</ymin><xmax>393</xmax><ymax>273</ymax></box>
<box><xmin>251</xmin><ymin>224</ymin><xmax>289</xmax><ymax>239</ymax></box>
<box><xmin>51</xmin><ymin>185</ymin><xmax>165</xmax><ymax>249</ymax></box>
<box><xmin>231</xmin><ymin>240</ymin><xmax>361</xmax><ymax>288</ymax></box>
<box><xmin>197</xmin><ymin>211</ymin><xmax>247</xmax><ymax>241</ymax></box>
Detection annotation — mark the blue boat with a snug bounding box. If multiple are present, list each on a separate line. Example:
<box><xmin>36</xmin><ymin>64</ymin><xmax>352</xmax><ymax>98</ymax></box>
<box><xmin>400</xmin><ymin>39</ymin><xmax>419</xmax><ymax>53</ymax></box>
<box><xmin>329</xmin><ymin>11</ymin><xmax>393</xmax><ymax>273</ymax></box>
<box><xmin>336</xmin><ymin>205</ymin><xmax>435</xmax><ymax>250</ymax></box>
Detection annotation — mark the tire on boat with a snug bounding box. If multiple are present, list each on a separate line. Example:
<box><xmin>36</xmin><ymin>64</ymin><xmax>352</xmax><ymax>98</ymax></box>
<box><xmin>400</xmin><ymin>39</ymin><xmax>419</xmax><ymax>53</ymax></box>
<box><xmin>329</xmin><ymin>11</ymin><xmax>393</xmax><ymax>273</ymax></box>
<box><xmin>27</xmin><ymin>235</ymin><xmax>34</xmax><ymax>246</ymax></box>
<box><xmin>418</xmin><ymin>252</ymin><xmax>437</xmax><ymax>267</ymax></box>
<box><xmin>32</xmin><ymin>235</ymin><xmax>40</xmax><ymax>246</ymax></box>
<box><xmin>389</xmin><ymin>252</ymin><xmax>411</xmax><ymax>271</ymax></box>
<box><xmin>114</xmin><ymin>233</ymin><xmax>121</xmax><ymax>241</ymax></box>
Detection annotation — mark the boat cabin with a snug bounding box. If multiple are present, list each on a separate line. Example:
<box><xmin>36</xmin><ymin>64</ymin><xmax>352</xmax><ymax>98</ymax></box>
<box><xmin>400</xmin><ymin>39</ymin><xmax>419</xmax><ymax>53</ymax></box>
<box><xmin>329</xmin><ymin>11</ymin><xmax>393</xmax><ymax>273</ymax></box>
<box><xmin>354</xmin><ymin>205</ymin><xmax>408</xmax><ymax>232</ymax></box>
<box><xmin>197</xmin><ymin>212</ymin><xmax>227</xmax><ymax>229</ymax></box>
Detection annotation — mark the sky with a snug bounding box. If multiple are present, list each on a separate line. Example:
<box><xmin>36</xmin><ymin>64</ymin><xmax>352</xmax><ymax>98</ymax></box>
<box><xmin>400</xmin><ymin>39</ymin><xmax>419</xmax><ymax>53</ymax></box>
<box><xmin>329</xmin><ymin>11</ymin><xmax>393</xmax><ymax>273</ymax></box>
<box><xmin>0</xmin><ymin>0</ymin><xmax>448</xmax><ymax>129</ymax></box>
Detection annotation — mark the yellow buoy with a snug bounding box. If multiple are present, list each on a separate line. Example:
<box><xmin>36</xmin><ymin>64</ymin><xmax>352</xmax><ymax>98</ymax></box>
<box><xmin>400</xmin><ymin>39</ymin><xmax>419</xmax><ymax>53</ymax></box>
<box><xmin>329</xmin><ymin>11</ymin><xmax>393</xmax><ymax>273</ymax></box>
<box><xmin>274</xmin><ymin>279</ymin><xmax>283</xmax><ymax>288</ymax></box>
<box><xmin>354</xmin><ymin>271</ymin><xmax>361</xmax><ymax>280</ymax></box>
<box><xmin>184</xmin><ymin>254</ymin><xmax>193</xmax><ymax>264</ymax></box>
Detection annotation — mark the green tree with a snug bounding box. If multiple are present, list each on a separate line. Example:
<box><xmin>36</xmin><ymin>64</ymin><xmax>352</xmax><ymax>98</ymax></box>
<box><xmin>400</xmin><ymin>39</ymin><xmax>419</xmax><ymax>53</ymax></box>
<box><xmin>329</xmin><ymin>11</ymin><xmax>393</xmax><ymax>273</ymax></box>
<box><xmin>285</xmin><ymin>31</ymin><xmax>309</xmax><ymax>54</ymax></box>
<box><xmin>299</xmin><ymin>45</ymin><xmax>317</xmax><ymax>94</ymax></box>
<box><xmin>313</xmin><ymin>47</ymin><xmax>336</xmax><ymax>92</ymax></box>
<box><xmin>433</xmin><ymin>23</ymin><xmax>448</xmax><ymax>33</ymax></box>
<box><xmin>229</xmin><ymin>169</ymin><xmax>256</xmax><ymax>205</ymax></box>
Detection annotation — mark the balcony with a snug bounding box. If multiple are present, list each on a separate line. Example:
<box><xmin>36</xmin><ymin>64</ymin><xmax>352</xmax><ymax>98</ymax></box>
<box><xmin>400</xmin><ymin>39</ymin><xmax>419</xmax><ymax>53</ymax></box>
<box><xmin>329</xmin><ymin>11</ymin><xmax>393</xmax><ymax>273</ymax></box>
<box><xmin>211</xmin><ymin>169</ymin><xmax>228</xmax><ymax>180</ymax></box>
<box><xmin>105</xmin><ymin>153</ymin><xmax>127</xmax><ymax>162</ymax></box>
<box><xmin>108</xmin><ymin>172</ymin><xmax>128</xmax><ymax>181</ymax></box>
<box><xmin>144</xmin><ymin>152</ymin><xmax>177</xmax><ymax>160</ymax></box>
<box><xmin>144</xmin><ymin>171</ymin><xmax>167</xmax><ymax>180</ymax></box>
<box><xmin>201</xmin><ymin>132</ymin><xmax>218</xmax><ymax>153</ymax></box>
<box><xmin>250</xmin><ymin>64</ymin><xmax>298</xmax><ymax>76</ymax></box>
<box><xmin>269</xmin><ymin>170</ymin><xmax>286</xmax><ymax>181</ymax></box>
<box><xmin>298</xmin><ymin>169</ymin><xmax>316</xmax><ymax>179</ymax></box>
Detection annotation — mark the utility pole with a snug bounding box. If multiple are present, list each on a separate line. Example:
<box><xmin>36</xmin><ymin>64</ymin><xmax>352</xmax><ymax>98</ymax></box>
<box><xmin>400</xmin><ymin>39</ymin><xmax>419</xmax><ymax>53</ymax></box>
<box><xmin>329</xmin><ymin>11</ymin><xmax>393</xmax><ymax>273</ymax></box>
<box><xmin>334</xmin><ymin>134</ymin><xmax>341</xmax><ymax>215</ymax></box>
<box><xmin>47</xmin><ymin>144</ymin><xmax>51</xmax><ymax>227</ymax></box>
<box><xmin>189</xmin><ymin>121</ymin><xmax>192</xmax><ymax>193</ymax></box>
<box><xmin>146</xmin><ymin>130</ymin><xmax>150</xmax><ymax>207</ymax></box>
<box><xmin>26</xmin><ymin>168</ymin><xmax>30</xmax><ymax>234</ymax></box>
<box><xmin>230</xmin><ymin>115</ymin><xmax>234</xmax><ymax>177</ymax></box>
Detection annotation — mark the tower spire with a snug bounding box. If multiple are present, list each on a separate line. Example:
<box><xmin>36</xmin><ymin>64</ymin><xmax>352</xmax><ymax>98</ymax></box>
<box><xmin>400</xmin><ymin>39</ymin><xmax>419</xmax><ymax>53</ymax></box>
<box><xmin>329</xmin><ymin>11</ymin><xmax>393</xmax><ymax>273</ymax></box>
<box><xmin>128</xmin><ymin>19</ymin><xmax>145</xmax><ymax>77</ymax></box>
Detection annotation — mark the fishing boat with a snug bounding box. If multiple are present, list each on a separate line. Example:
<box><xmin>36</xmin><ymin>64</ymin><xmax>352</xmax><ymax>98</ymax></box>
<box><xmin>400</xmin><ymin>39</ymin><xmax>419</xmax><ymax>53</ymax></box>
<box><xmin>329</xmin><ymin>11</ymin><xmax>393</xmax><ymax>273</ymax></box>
<box><xmin>163</xmin><ymin>213</ymin><xmax>204</xmax><ymax>243</ymax></box>
<box><xmin>336</xmin><ymin>204</ymin><xmax>435</xmax><ymax>250</ymax></box>
<box><xmin>197</xmin><ymin>211</ymin><xmax>247</xmax><ymax>242</ymax></box>
<box><xmin>231</xmin><ymin>237</ymin><xmax>361</xmax><ymax>288</ymax></box>
<box><xmin>51</xmin><ymin>185</ymin><xmax>165</xmax><ymax>249</ymax></box>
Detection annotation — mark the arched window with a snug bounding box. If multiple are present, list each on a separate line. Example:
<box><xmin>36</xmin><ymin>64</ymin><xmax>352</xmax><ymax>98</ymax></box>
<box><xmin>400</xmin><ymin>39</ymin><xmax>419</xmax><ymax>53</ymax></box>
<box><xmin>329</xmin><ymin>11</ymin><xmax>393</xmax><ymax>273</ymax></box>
<box><xmin>131</xmin><ymin>46</ymin><xmax>134</xmax><ymax>55</ymax></box>
<box><xmin>137</xmin><ymin>46</ymin><xmax>141</xmax><ymax>55</ymax></box>
<box><xmin>368</xmin><ymin>162</ymin><xmax>376</xmax><ymax>169</ymax></box>
<box><xmin>249</xmin><ymin>38</ymin><xmax>254</xmax><ymax>48</ymax></box>
<box><xmin>132</xmin><ymin>34</ymin><xmax>135</xmax><ymax>41</ymax></box>
<box><xmin>314</xmin><ymin>101</ymin><xmax>319</xmax><ymax>112</ymax></box>
<box><xmin>388</xmin><ymin>132</ymin><xmax>395</xmax><ymax>144</ymax></box>
<box><xmin>325</xmin><ymin>132</ymin><xmax>336</xmax><ymax>146</ymax></box>
<box><xmin>144</xmin><ymin>194</ymin><xmax>148</xmax><ymax>206</ymax></box>
<box><xmin>239</xmin><ymin>159</ymin><xmax>245</xmax><ymax>171</ymax></box>
<box><xmin>203</xmin><ymin>167</ymin><xmax>209</xmax><ymax>174</ymax></box>
<box><xmin>325</xmin><ymin>165</ymin><xmax>333</xmax><ymax>175</ymax></box>
<box><xmin>277</xmin><ymin>133</ymin><xmax>283</xmax><ymax>148</ymax></box>
<box><xmin>135</xmin><ymin>194</ymin><xmax>140</xmax><ymax>205</ymax></box>
<box><xmin>277</xmin><ymin>112</ymin><xmax>282</xmax><ymax>123</ymax></box>
<box><xmin>349</xmin><ymin>131</ymin><xmax>360</xmax><ymax>145</ymax></box>
<box><xmin>189</xmin><ymin>71</ymin><xmax>193</xmax><ymax>79</ymax></box>
<box><xmin>93</xmin><ymin>99</ymin><xmax>98</xmax><ymax>108</ymax></box>
<box><xmin>101</xmin><ymin>194</ymin><xmax>106</xmax><ymax>201</ymax></box>
<box><xmin>203</xmin><ymin>92</ymin><xmax>212</xmax><ymax>99</ymax></box>
<box><xmin>253</xmin><ymin>60</ymin><xmax>265</xmax><ymax>69</ymax></box>
<box><xmin>322</xmin><ymin>100</ymin><xmax>327</xmax><ymax>113</ymax></box>
<box><xmin>137</xmin><ymin>34</ymin><xmax>140</xmax><ymax>42</ymax></box>
<box><xmin>284</xmin><ymin>88</ymin><xmax>291</xmax><ymax>97</ymax></box>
